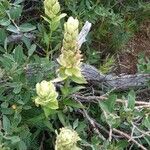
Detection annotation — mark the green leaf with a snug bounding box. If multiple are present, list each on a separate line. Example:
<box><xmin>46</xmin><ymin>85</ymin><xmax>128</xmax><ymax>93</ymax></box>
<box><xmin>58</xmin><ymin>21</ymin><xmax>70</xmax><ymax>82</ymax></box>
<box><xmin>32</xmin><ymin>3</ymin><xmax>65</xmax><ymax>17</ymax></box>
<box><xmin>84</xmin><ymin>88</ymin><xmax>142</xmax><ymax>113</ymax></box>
<box><xmin>63</xmin><ymin>99</ymin><xmax>84</xmax><ymax>108</ymax></box>
<box><xmin>28</xmin><ymin>44</ymin><xmax>36</xmax><ymax>57</ymax></box>
<box><xmin>1</xmin><ymin>108</ymin><xmax>14</xmax><ymax>115</ymax></box>
<box><xmin>43</xmin><ymin>107</ymin><xmax>57</xmax><ymax>118</ymax></box>
<box><xmin>0</xmin><ymin>17</ymin><xmax>11</xmax><ymax>26</ymax></box>
<box><xmin>106</xmin><ymin>113</ymin><xmax>121</xmax><ymax>128</ymax></box>
<box><xmin>57</xmin><ymin>111</ymin><xmax>66</xmax><ymax>126</ymax></box>
<box><xmin>13</xmin><ymin>84</ymin><xmax>22</xmax><ymax>94</ymax></box>
<box><xmin>99</xmin><ymin>101</ymin><xmax>109</xmax><ymax>113</ymax></box>
<box><xmin>127</xmin><ymin>90</ymin><xmax>135</xmax><ymax>110</ymax></box>
<box><xmin>19</xmin><ymin>23</ymin><xmax>36</xmax><ymax>32</ymax></box>
<box><xmin>42</xmin><ymin>16</ymin><xmax>51</xmax><ymax>24</ymax></box>
<box><xmin>104</xmin><ymin>94</ymin><xmax>117</xmax><ymax>113</ymax></box>
<box><xmin>0</xmin><ymin>54</ymin><xmax>13</xmax><ymax>70</ymax></box>
<box><xmin>0</xmin><ymin>28</ymin><xmax>7</xmax><ymax>44</ymax></box>
<box><xmin>3</xmin><ymin>115</ymin><xmax>11</xmax><ymax>133</ymax></box>
<box><xmin>14</xmin><ymin>0</ymin><xmax>25</xmax><ymax>5</ymax></box>
<box><xmin>12</xmin><ymin>112</ymin><xmax>22</xmax><ymax>126</ymax></box>
<box><xmin>71</xmin><ymin>75</ymin><xmax>87</xmax><ymax>84</ymax></box>
<box><xmin>43</xmin><ymin>13</ymin><xmax>66</xmax><ymax>31</ymax></box>
<box><xmin>9</xmin><ymin>6</ymin><xmax>22</xmax><ymax>20</ymax></box>
<box><xmin>8</xmin><ymin>82</ymin><xmax>22</xmax><ymax>94</ymax></box>
<box><xmin>18</xmin><ymin>140</ymin><xmax>27</xmax><ymax>150</ymax></box>
<box><xmin>43</xmin><ymin>120</ymin><xmax>55</xmax><ymax>132</ymax></box>
<box><xmin>13</xmin><ymin>45</ymin><xmax>24</xmax><ymax>64</ymax></box>
<box><xmin>143</xmin><ymin>115</ymin><xmax>150</xmax><ymax>129</ymax></box>
<box><xmin>1</xmin><ymin>102</ymin><xmax>9</xmax><ymax>108</ymax></box>
<box><xmin>22</xmin><ymin>36</ymin><xmax>31</xmax><ymax>50</ymax></box>
<box><xmin>7</xmin><ymin>25</ymin><xmax>19</xmax><ymax>33</ymax></box>
<box><xmin>73</xmin><ymin>119</ymin><xmax>79</xmax><ymax>129</ymax></box>
<box><xmin>0</xmin><ymin>46</ymin><xmax>5</xmax><ymax>53</ymax></box>
<box><xmin>10</xmin><ymin>136</ymin><xmax>21</xmax><ymax>144</ymax></box>
<box><xmin>50</xmin><ymin>20</ymin><xmax>60</xmax><ymax>31</ymax></box>
<box><xmin>43</xmin><ymin>32</ymin><xmax>50</xmax><ymax>47</ymax></box>
<box><xmin>69</xmin><ymin>86</ymin><xmax>85</xmax><ymax>95</ymax></box>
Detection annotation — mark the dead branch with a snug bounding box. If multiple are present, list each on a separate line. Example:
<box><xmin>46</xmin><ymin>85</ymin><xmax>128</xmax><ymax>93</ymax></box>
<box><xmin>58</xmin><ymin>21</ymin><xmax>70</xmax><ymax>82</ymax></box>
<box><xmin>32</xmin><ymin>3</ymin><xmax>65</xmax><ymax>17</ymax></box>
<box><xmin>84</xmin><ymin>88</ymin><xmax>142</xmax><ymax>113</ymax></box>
<box><xmin>113</xmin><ymin>128</ymin><xmax>148</xmax><ymax>150</ymax></box>
<box><xmin>75</xmin><ymin>98</ymin><xmax>148</xmax><ymax>150</ymax></box>
<box><xmin>81</xmin><ymin>63</ymin><xmax>150</xmax><ymax>90</ymax></box>
<box><xmin>74</xmin><ymin>96</ymin><xmax>121</xmax><ymax>141</ymax></box>
<box><xmin>73</xmin><ymin>94</ymin><xmax>150</xmax><ymax>107</ymax></box>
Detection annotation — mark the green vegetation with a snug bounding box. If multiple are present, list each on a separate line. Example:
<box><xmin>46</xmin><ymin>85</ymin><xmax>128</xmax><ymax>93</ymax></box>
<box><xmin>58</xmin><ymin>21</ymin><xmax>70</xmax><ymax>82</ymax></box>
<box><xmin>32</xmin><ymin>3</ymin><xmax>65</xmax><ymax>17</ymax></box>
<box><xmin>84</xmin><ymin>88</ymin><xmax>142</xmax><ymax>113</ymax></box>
<box><xmin>0</xmin><ymin>0</ymin><xmax>149</xmax><ymax>150</ymax></box>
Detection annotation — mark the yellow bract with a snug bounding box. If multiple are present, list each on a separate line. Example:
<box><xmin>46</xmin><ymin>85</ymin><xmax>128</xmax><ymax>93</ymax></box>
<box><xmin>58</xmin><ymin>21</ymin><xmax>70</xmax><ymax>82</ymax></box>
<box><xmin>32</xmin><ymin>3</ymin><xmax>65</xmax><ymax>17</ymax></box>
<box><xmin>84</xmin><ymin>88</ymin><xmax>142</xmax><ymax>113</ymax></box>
<box><xmin>63</xmin><ymin>17</ymin><xmax>79</xmax><ymax>52</ymax></box>
<box><xmin>57</xmin><ymin>17</ymin><xmax>86</xmax><ymax>84</ymax></box>
<box><xmin>44</xmin><ymin>0</ymin><xmax>60</xmax><ymax>19</ymax></box>
<box><xmin>35</xmin><ymin>80</ymin><xmax>58</xmax><ymax>109</ymax></box>
<box><xmin>55</xmin><ymin>127</ymin><xmax>82</xmax><ymax>150</ymax></box>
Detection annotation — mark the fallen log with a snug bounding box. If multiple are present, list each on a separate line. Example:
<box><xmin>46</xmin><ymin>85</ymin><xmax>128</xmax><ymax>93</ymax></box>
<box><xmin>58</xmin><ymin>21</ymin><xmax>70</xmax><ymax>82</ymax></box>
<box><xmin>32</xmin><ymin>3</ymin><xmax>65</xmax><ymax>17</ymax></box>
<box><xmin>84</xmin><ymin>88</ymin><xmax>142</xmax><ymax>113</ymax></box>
<box><xmin>81</xmin><ymin>63</ymin><xmax>150</xmax><ymax>90</ymax></box>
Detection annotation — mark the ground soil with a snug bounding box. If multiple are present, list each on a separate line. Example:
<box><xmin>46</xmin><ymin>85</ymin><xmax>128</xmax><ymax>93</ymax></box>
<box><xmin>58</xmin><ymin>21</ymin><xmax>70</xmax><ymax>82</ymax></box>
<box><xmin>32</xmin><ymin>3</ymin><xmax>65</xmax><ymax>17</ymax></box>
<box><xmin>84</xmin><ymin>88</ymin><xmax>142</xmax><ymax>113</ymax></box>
<box><xmin>117</xmin><ymin>21</ymin><xmax>150</xmax><ymax>74</ymax></box>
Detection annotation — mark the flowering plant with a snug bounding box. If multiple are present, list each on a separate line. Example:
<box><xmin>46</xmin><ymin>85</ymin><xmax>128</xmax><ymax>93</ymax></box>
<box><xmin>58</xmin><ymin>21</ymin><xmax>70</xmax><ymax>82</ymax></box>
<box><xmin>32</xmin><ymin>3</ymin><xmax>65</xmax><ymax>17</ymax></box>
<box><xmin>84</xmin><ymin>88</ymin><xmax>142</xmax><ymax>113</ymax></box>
<box><xmin>57</xmin><ymin>17</ymin><xmax>86</xmax><ymax>84</ymax></box>
<box><xmin>43</xmin><ymin>0</ymin><xmax>66</xmax><ymax>31</ymax></box>
<box><xmin>34</xmin><ymin>80</ymin><xmax>58</xmax><ymax>116</ymax></box>
<box><xmin>55</xmin><ymin>127</ymin><xmax>82</xmax><ymax>150</ymax></box>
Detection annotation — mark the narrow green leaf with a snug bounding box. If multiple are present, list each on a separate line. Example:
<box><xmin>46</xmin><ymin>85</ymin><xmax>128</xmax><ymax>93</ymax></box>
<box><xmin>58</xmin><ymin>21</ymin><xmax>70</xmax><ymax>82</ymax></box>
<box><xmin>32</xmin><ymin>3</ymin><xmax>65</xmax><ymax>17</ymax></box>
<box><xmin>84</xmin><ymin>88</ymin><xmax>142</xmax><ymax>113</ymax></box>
<box><xmin>63</xmin><ymin>99</ymin><xmax>84</xmax><ymax>108</ymax></box>
<box><xmin>14</xmin><ymin>0</ymin><xmax>25</xmax><ymax>5</ymax></box>
<box><xmin>13</xmin><ymin>45</ymin><xmax>24</xmax><ymax>64</ymax></box>
<box><xmin>57</xmin><ymin>111</ymin><xmax>66</xmax><ymax>126</ymax></box>
<box><xmin>0</xmin><ymin>18</ymin><xmax>11</xmax><ymax>26</ymax></box>
<box><xmin>28</xmin><ymin>44</ymin><xmax>36</xmax><ymax>57</ymax></box>
<box><xmin>43</xmin><ymin>107</ymin><xmax>57</xmax><ymax>118</ymax></box>
<box><xmin>3</xmin><ymin>115</ymin><xmax>11</xmax><ymax>132</ymax></box>
<box><xmin>73</xmin><ymin>119</ymin><xmax>79</xmax><ymax>129</ymax></box>
<box><xmin>0</xmin><ymin>28</ymin><xmax>7</xmax><ymax>44</ymax></box>
<box><xmin>127</xmin><ymin>90</ymin><xmax>135</xmax><ymax>110</ymax></box>
<box><xmin>7</xmin><ymin>25</ymin><xmax>19</xmax><ymax>33</ymax></box>
<box><xmin>10</xmin><ymin>136</ymin><xmax>20</xmax><ymax>144</ymax></box>
<box><xmin>105</xmin><ymin>94</ymin><xmax>117</xmax><ymax>113</ymax></box>
<box><xmin>9</xmin><ymin>6</ymin><xmax>22</xmax><ymax>20</ymax></box>
<box><xmin>19</xmin><ymin>23</ymin><xmax>36</xmax><ymax>32</ymax></box>
<box><xmin>143</xmin><ymin>116</ymin><xmax>150</xmax><ymax>129</ymax></box>
<box><xmin>18</xmin><ymin>140</ymin><xmax>27</xmax><ymax>150</ymax></box>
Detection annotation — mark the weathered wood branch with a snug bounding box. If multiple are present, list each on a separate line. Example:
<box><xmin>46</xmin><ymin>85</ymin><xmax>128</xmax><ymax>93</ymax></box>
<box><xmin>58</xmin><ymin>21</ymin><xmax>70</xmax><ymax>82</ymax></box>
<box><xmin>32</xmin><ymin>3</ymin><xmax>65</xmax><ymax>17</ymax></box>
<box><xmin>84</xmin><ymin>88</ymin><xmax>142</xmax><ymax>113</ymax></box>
<box><xmin>81</xmin><ymin>63</ymin><xmax>150</xmax><ymax>90</ymax></box>
<box><xmin>0</xmin><ymin>62</ymin><xmax>149</xmax><ymax>91</ymax></box>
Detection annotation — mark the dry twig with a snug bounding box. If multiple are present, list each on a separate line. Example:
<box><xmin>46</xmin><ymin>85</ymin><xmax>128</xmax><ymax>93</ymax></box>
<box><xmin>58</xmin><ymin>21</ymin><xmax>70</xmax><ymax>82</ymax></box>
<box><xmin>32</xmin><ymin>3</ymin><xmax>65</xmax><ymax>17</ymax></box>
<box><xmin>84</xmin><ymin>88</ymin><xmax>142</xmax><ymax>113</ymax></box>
<box><xmin>73</xmin><ymin>94</ymin><xmax>150</xmax><ymax>109</ymax></box>
<box><xmin>113</xmin><ymin>128</ymin><xmax>148</xmax><ymax>150</ymax></box>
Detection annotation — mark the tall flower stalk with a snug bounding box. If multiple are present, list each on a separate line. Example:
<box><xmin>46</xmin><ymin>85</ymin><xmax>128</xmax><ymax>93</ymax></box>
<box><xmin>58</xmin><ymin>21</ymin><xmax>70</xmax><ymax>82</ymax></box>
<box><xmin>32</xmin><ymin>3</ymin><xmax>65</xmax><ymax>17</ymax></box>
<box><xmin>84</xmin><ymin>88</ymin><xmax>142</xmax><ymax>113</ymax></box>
<box><xmin>43</xmin><ymin>0</ymin><xmax>66</xmax><ymax>58</ymax></box>
<box><xmin>57</xmin><ymin>17</ymin><xmax>86</xmax><ymax>84</ymax></box>
<box><xmin>43</xmin><ymin>0</ymin><xmax>66</xmax><ymax>31</ymax></box>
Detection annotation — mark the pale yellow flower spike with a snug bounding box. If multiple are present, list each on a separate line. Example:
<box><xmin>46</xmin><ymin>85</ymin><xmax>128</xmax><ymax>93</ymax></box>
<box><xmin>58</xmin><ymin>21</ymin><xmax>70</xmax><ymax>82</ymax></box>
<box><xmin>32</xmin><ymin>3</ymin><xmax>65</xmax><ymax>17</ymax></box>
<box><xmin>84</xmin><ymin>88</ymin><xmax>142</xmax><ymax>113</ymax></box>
<box><xmin>55</xmin><ymin>127</ymin><xmax>82</xmax><ymax>150</ymax></box>
<box><xmin>57</xmin><ymin>17</ymin><xmax>86</xmax><ymax>84</ymax></box>
<box><xmin>63</xmin><ymin>17</ymin><xmax>79</xmax><ymax>52</ymax></box>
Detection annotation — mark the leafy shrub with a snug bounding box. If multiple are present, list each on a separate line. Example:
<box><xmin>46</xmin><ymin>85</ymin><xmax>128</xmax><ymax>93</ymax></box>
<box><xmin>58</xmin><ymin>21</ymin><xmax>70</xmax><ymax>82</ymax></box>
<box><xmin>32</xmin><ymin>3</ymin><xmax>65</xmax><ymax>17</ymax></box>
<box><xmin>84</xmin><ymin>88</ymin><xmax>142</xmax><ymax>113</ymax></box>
<box><xmin>0</xmin><ymin>0</ymin><xmax>149</xmax><ymax>150</ymax></box>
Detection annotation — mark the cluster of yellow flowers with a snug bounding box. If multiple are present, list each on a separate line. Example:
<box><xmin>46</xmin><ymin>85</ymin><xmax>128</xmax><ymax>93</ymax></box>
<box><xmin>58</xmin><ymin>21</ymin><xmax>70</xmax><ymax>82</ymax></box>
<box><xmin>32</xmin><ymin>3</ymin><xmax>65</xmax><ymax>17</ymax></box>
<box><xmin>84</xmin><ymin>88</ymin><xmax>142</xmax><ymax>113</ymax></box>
<box><xmin>55</xmin><ymin>127</ymin><xmax>82</xmax><ymax>150</ymax></box>
<box><xmin>57</xmin><ymin>17</ymin><xmax>86</xmax><ymax>83</ymax></box>
<box><xmin>44</xmin><ymin>0</ymin><xmax>60</xmax><ymax>19</ymax></box>
<box><xmin>43</xmin><ymin>0</ymin><xmax>66</xmax><ymax>29</ymax></box>
<box><xmin>35</xmin><ymin>80</ymin><xmax>58</xmax><ymax>110</ymax></box>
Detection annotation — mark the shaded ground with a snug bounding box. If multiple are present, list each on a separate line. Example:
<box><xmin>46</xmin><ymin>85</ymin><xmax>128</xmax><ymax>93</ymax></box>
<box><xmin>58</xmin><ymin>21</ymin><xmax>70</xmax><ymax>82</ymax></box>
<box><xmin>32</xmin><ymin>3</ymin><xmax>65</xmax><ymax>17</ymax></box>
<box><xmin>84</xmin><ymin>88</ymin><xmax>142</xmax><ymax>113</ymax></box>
<box><xmin>117</xmin><ymin>21</ymin><xmax>150</xmax><ymax>74</ymax></box>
